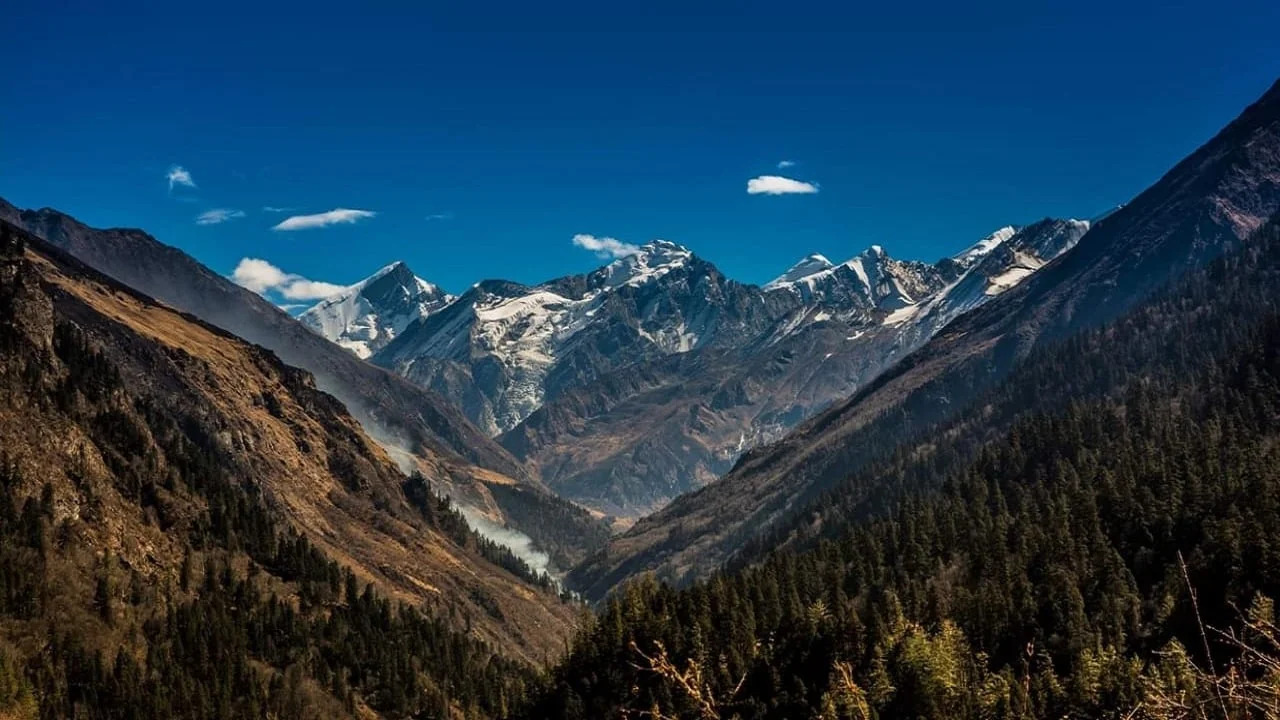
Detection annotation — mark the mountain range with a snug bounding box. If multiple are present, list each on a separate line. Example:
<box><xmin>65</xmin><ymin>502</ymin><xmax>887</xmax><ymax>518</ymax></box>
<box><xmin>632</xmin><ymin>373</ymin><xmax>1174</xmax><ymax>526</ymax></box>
<box><xmin>2</xmin><ymin>70</ymin><xmax>1279</xmax><ymax>720</ymax></box>
<box><xmin>569</xmin><ymin>75</ymin><xmax>1280</xmax><ymax>600</ymax></box>
<box><xmin>298</xmin><ymin>218</ymin><xmax>1088</xmax><ymax>519</ymax></box>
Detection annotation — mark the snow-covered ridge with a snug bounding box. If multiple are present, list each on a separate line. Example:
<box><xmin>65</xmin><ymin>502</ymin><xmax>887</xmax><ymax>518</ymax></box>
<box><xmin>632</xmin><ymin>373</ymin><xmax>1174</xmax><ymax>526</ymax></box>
<box><xmin>887</xmin><ymin>218</ymin><xmax>1091</xmax><ymax>335</ymax></box>
<box><xmin>592</xmin><ymin>240</ymin><xmax>694</xmax><ymax>290</ymax></box>
<box><xmin>952</xmin><ymin>226</ymin><xmax>1017</xmax><ymax>266</ymax></box>
<box><xmin>765</xmin><ymin>254</ymin><xmax>835</xmax><ymax>289</ymax></box>
<box><xmin>764</xmin><ymin>242</ymin><xmax>947</xmax><ymax>316</ymax></box>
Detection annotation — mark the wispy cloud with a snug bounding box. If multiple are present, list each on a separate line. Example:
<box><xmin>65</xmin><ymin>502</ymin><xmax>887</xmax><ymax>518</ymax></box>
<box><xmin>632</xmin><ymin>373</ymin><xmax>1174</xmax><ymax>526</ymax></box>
<box><xmin>777</xmin><ymin>160</ymin><xmax>796</xmax><ymax>168</ymax></box>
<box><xmin>195</xmin><ymin>208</ymin><xmax>246</xmax><ymax>225</ymax></box>
<box><xmin>272</xmin><ymin>208</ymin><xmax>376</xmax><ymax>231</ymax></box>
<box><xmin>261</xmin><ymin>206</ymin><xmax>295</xmax><ymax>213</ymax></box>
<box><xmin>425</xmin><ymin>212</ymin><xmax>453</xmax><ymax>221</ymax></box>
<box><xmin>572</xmin><ymin>233</ymin><xmax>642</xmax><ymax>259</ymax></box>
<box><xmin>746</xmin><ymin>175</ymin><xmax>819</xmax><ymax>195</ymax></box>
<box><xmin>167</xmin><ymin>165</ymin><xmax>197</xmax><ymax>191</ymax></box>
<box><xmin>230</xmin><ymin>258</ymin><xmax>348</xmax><ymax>300</ymax></box>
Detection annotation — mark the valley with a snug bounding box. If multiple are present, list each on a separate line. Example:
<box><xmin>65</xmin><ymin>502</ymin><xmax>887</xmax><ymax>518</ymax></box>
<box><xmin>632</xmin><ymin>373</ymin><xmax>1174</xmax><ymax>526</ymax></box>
<box><xmin>3</xmin><ymin>5</ymin><xmax>1279</xmax><ymax>716</ymax></box>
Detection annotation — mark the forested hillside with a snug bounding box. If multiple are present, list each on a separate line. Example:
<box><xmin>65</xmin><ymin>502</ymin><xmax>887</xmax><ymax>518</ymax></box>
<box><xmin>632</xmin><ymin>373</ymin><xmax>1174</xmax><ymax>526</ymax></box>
<box><xmin>0</xmin><ymin>198</ymin><xmax>613</xmax><ymax>573</ymax></box>
<box><xmin>0</xmin><ymin>222</ymin><xmax>566</xmax><ymax>719</ymax></box>
<box><xmin>520</xmin><ymin>216</ymin><xmax>1280</xmax><ymax>719</ymax></box>
<box><xmin>570</xmin><ymin>78</ymin><xmax>1280</xmax><ymax>600</ymax></box>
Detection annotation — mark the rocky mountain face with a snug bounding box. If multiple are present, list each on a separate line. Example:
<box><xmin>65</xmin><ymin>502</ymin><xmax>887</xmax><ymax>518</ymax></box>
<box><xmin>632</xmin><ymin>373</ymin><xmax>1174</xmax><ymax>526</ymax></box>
<box><xmin>568</xmin><ymin>78</ymin><xmax>1280</xmax><ymax>600</ymax></box>
<box><xmin>371</xmin><ymin>240</ymin><xmax>800</xmax><ymax>436</ymax></box>
<box><xmin>500</xmin><ymin>221</ymin><xmax>1087</xmax><ymax>518</ymax></box>
<box><xmin>0</xmin><ymin>221</ymin><xmax>576</xmax><ymax>660</ymax></box>
<box><xmin>305</xmin><ymin>219</ymin><xmax>1085</xmax><ymax>519</ymax></box>
<box><xmin>0</xmin><ymin>199</ymin><xmax>610</xmax><ymax>570</ymax></box>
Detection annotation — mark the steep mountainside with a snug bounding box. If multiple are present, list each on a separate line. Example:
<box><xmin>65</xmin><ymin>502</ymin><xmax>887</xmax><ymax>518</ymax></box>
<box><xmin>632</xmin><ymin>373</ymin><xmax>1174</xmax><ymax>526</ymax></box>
<box><xmin>0</xmin><ymin>221</ymin><xmax>576</xmax><ymax>665</ymax></box>
<box><xmin>0</xmin><ymin>198</ymin><xmax>513</xmax><ymax>480</ymax></box>
<box><xmin>0</xmin><ymin>199</ymin><xmax>610</xmax><ymax>570</ymax></box>
<box><xmin>568</xmin><ymin>78</ymin><xmax>1280</xmax><ymax>599</ymax></box>
<box><xmin>525</xmin><ymin>213</ymin><xmax>1280</xmax><ymax>719</ymax></box>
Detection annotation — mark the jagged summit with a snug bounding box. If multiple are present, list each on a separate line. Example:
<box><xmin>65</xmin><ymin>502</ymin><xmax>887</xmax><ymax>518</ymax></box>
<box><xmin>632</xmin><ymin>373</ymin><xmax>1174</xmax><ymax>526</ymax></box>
<box><xmin>299</xmin><ymin>261</ymin><xmax>451</xmax><ymax>359</ymax></box>
<box><xmin>595</xmin><ymin>239</ymin><xmax>695</xmax><ymax>289</ymax></box>
<box><xmin>293</xmin><ymin>217</ymin><xmax>1085</xmax><ymax>515</ymax></box>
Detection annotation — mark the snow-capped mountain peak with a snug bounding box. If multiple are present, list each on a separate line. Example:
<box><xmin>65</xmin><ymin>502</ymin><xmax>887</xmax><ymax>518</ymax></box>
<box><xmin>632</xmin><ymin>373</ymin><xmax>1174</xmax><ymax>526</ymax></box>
<box><xmin>596</xmin><ymin>240</ymin><xmax>693</xmax><ymax>289</ymax></box>
<box><xmin>765</xmin><ymin>253</ymin><xmax>835</xmax><ymax>290</ymax></box>
<box><xmin>299</xmin><ymin>261</ymin><xmax>451</xmax><ymax>359</ymax></box>
<box><xmin>952</xmin><ymin>225</ymin><xmax>1018</xmax><ymax>267</ymax></box>
<box><xmin>340</xmin><ymin>218</ymin><xmax>1082</xmax><ymax>446</ymax></box>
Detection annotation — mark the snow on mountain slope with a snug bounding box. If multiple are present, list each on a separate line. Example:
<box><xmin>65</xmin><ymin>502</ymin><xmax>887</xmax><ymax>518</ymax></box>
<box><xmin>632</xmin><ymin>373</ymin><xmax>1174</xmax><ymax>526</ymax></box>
<box><xmin>299</xmin><ymin>261</ymin><xmax>451</xmax><ymax>358</ymax></box>
<box><xmin>763</xmin><ymin>243</ymin><xmax>966</xmax><ymax>339</ymax></box>
<box><xmin>951</xmin><ymin>225</ymin><xmax>1017</xmax><ymax>266</ymax></box>
<box><xmin>366</xmin><ymin>224</ymin><xmax>1077</xmax><ymax>442</ymax></box>
<box><xmin>570</xmin><ymin>78</ymin><xmax>1280</xmax><ymax>596</ymax></box>
<box><xmin>493</xmin><ymin>222</ymin><xmax>1090</xmax><ymax>517</ymax></box>
<box><xmin>765</xmin><ymin>254</ymin><xmax>835</xmax><ymax>289</ymax></box>
<box><xmin>592</xmin><ymin>239</ymin><xmax>694</xmax><ymax>289</ymax></box>
<box><xmin>889</xmin><ymin>219</ymin><xmax>1091</xmax><ymax>352</ymax></box>
<box><xmin>374</xmin><ymin>240</ymin><xmax>780</xmax><ymax>434</ymax></box>
<box><xmin>292</xmin><ymin>221</ymin><xmax>1084</xmax><ymax>518</ymax></box>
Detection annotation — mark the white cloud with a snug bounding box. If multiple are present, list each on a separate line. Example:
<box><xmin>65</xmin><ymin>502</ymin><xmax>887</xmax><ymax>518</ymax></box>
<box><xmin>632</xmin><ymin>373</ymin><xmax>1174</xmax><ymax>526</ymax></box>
<box><xmin>167</xmin><ymin>165</ymin><xmax>197</xmax><ymax>191</ymax></box>
<box><xmin>230</xmin><ymin>258</ymin><xmax>288</xmax><ymax>294</ymax></box>
<box><xmin>261</xmin><ymin>206</ymin><xmax>295</xmax><ymax>213</ymax></box>
<box><xmin>278</xmin><ymin>278</ymin><xmax>348</xmax><ymax>300</ymax></box>
<box><xmin>777</xmin><ymin>160</ymin><xmax>796</xmax><ymax>168</ymax></box>
<box><xmin>230</xmin><ymin>258</ymin><xmax>348</xmax><ymax>301</ymax></box>
<box><xmin>572</xmin><ymin>233</ymin><xmax>642</xmax><ymax>259</ymax></box>
<box><xmin>195</xmin><ymin>208</ymin><xmax>246</xmax><ymax>225</ymax></box>
<box><xmin>746</xmin><ymin>175</ymin><xmax>819</xmax><ymax>195</ymax></box>
<box><xmin>272</xmin><ymin>208</ymin><xmax>376</xmax><ymax>231</ymax></box>
<box><xmin>425</xmin><ymin>212</ymin><xmax>453</xmax><ymax>221</ymax></box>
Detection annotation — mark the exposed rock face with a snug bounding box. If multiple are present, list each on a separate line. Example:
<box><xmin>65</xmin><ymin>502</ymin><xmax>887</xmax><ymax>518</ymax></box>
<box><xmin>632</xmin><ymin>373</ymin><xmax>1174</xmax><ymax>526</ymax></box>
<box><xmin>374</xmin><ymin>241</ymin><xmax>801</xmax><ymax>437</ymax></box>
<box><xmin>493</xmin><ymin>222</ymin><xmax>1084</xmax><ymax>518</ymax></box>
<box><xmin>568</xmin><ymin>78</ymin><xmax>1280</xmax><ymax>601</ymax></box>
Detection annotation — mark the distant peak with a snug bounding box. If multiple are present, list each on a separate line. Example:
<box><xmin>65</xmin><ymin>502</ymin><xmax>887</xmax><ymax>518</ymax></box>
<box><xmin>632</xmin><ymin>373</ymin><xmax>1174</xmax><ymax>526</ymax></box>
<box><xmin>350</xmin><ymin>260</ymin><xmax>416</xmax><ymax>291</ymax></box>
<box><xmin>373</xmin><ymin>259</ymin><xmax>413</xmax><ymax>277</ymax></box>
<box><xmin>862</xmin><ymin>244</ymin><xmax>886</xmax><ymax>258</ymax></box>
<box><xmin>952</xmin><ymin>225</ymin><xmax>1017</xmax><ymax>266</ymax></box>
<box><xmin>765</xmin><ymin>253</ymin><xmax>835</xmax><ymax>289</ymax></box>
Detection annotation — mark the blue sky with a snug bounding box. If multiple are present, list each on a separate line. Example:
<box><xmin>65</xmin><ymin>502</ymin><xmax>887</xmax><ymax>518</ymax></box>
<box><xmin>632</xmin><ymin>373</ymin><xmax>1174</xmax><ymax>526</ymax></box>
<box><xmin>4</xmin><ymin>0</ymin><xmax>1279</xmax><ymax>305</ymax></box>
